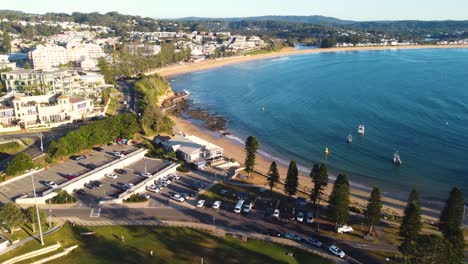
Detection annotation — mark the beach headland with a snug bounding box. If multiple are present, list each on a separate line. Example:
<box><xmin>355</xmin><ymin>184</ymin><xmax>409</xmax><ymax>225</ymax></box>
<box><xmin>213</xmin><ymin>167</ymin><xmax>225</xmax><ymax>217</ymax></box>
<box><xmin>160</xmin><ymin>45</ymin><xmax>468</xmax><ymax>221</ymax></box>
<box><xmin>152</xmin><ymin>45</ymin><xmax>468</xmax><ymax>78</ymax></box>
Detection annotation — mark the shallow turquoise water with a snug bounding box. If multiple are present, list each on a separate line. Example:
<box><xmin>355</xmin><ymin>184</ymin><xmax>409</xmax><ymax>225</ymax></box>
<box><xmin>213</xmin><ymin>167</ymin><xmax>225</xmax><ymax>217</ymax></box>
<box><xmin>170</xmin><ymin>48</ymin><xmax>468</xmax><ymax>201</ymax></box>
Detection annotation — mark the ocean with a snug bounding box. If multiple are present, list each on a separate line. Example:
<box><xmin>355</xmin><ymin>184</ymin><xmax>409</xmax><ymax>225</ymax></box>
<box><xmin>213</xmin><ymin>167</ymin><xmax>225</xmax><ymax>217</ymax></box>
<box><xmin>169</xmin><ymin>48</ymin><xmax>468</xmax><ymax>202</ymax></box>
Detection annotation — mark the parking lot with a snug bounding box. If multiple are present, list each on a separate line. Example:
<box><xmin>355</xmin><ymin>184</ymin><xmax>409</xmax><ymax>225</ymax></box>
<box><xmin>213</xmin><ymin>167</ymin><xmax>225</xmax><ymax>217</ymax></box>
<box><xmin>76</xmin><ymin>157</ymin><xmax>166</xmax><ymax>203</ymax></box>
<box><xmin>0</xmin><ymin>143</ymin><xmax>137</xmax><ymax>202</ymax></box>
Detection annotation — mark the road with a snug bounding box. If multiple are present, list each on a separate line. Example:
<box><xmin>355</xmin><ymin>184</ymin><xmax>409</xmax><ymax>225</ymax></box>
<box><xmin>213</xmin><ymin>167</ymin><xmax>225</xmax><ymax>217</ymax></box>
<box><xmin>117</xmin><ymin>81</ymin><xmax>138</xmax><ymax>115</ymax></box>
<box><xmin>50</xmin><ymin>203</ymin><xmax>385</xmax><ymax>264</ymax></box>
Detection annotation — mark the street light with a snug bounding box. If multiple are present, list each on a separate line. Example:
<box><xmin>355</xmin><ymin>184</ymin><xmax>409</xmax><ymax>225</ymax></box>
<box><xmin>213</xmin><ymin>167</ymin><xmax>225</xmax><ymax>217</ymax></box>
<box><xmin>31</xmin><ymin>175</ymin><xmax>44</xmax><ymax>245</ymax></box>
<box><xmin>39</xmin><ymin>132</ymin><xmax>43</xmax><ymax>152</ymax></box>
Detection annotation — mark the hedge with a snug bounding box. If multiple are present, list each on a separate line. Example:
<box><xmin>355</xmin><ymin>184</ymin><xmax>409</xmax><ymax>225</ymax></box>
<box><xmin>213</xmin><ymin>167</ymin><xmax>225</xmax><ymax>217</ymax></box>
<box><xmin>5</xmin><ymin>152</ymin><xmax>34</xmax><ymax>176</ymax></box>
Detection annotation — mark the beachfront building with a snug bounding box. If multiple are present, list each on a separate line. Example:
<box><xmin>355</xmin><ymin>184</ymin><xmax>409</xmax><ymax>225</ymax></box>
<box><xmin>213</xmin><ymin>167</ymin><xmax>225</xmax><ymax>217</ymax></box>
<box><xmin>161</xmin><ymin>134</ymin><xmax>223</xmax><ymax>169</ymax></box>
<box><xmin>0</xmin><ymin>93</ymin><xmax>96</xmax><ymax>130</ymax></box>
<box><xmin>0</xmin><ymin>55</ymin><xmax>16</xmax><ymax>70</ymax></box>
<box><xmin>29</xmin><ymin>44</ymin><xmax>68</xmax><ymax>69</ymax></box>
<box><xmin>66</xmin><ymin>42</ymin><xmax>105</xmax><ymax>62</ymax></box>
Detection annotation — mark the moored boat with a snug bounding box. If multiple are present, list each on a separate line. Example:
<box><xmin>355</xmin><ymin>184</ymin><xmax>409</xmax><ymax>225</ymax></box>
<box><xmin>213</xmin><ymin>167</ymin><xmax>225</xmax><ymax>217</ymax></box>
<box><xmin>358</xmin><ymin>125</ymin><xmax>365</xmax><ymax>135</ymax></box>
<box><xmin>393</xmin><ymin>152</ymin><xmax>402</xmax><ymax>165</ymax></box>
<box><xmin>346</xmin><ymin>135</ymin><xmax>352</xmax><ymax>143</ymax></box>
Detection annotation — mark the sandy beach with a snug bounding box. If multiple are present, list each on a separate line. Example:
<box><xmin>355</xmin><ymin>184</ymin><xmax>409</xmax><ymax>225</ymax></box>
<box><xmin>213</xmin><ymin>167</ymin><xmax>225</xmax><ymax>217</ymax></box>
<box><xmin>171</xmin><ymin>116</ymin><xmax>441</xmax><ymax>221</ymax></box>
<box><xmin>152</xmin><ymin>44</ymin><xmax>468</xmax><ymax>78</ymax></box>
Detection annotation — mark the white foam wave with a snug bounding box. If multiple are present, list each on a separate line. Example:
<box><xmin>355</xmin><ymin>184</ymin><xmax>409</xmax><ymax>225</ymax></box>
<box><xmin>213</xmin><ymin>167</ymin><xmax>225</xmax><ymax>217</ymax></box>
<box><xmin>271</xmin><ymin>57</ymin><xmax>290</xmax><ymax>62</ymax></box>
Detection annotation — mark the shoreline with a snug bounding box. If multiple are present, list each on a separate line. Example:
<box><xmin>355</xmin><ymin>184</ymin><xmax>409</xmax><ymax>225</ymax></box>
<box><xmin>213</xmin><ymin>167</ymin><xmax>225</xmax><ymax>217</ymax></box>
<box><xmin>152</xmin><ymin>44</ymin><xmax>468</xmax><ymax>78</ymax></box>
<box><xmin>171</xmin><ymin>115</ymin><xmax>441</xmax><ymax>221</ymax></box>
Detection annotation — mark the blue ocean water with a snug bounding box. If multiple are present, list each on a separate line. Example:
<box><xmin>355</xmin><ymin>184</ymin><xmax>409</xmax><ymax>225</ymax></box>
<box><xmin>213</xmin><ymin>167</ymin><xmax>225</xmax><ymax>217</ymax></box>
<box><xmin>170</xmin><ymin>49</ymin><xmax>468</xmax><ymax>201</ymax></box>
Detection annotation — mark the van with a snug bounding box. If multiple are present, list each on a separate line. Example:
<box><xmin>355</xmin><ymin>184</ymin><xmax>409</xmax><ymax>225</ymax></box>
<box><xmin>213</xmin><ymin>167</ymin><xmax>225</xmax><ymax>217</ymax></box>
<box><xmin>234</xmin><ymin>199</ymin><xmax>245</xmax><ymax>213</ymax></box>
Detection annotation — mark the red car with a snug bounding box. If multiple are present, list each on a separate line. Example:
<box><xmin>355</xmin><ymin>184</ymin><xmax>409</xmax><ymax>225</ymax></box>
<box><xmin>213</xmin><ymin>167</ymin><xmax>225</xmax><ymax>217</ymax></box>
<box><xmin>65</xmin><ymin>174</ymin><xmax>78</xmax><ymax>180</ymax></box>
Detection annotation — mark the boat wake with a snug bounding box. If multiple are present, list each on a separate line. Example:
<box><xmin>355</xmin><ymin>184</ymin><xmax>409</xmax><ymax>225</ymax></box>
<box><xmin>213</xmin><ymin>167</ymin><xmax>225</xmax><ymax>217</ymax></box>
<box><xmin>271</xmin><ymin>57</ymin><xmax>290</xmax><ymax>62</ymax></box>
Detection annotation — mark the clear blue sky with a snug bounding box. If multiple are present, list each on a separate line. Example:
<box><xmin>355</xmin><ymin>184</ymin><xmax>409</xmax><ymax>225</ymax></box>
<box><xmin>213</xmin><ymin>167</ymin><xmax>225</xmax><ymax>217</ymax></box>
<box><xmin>2</xmin><ymin>0</ymin><xmax>467</xmax><ymax>21</ymax></box>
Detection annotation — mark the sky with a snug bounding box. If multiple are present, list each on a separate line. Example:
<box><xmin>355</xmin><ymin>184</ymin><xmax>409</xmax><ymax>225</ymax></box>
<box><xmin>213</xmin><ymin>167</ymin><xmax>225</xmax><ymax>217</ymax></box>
<box><xmin>1</xmin><ymin>0</ymin><xmax>467</xmax><ymax>21</ymax></box>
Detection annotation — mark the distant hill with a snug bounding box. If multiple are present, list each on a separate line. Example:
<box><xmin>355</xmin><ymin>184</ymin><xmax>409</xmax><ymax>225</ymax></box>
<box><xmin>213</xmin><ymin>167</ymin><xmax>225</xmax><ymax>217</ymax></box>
<box><xmin>177</xmin><ymin>15</ymin><xmax>356</xmax><ymax>25</ymax></box>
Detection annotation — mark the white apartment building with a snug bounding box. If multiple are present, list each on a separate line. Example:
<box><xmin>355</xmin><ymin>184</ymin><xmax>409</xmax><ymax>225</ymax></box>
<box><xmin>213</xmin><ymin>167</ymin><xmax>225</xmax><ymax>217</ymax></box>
<box><xmin>0</xmin><ymin>55</ymin><xmax>16</xmax><ymax>70</ymax></box>
<box><xmin>66</xmin><ymin>42</ymin><xmax>105</xmax><ymax>62</ymax></box>
<box><xmin>29</xmin><ymin>44</ymin><xmax>68</xmax><ymax>70</ymax></box>
<box><xmin>0</xmin><ymin>93</ymin><xmax>95</xmax><ymax>130</ymax></box>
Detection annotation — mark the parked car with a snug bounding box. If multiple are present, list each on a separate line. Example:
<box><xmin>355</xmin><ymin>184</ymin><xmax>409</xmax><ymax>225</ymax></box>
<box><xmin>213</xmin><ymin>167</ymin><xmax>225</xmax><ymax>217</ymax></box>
<box><xmin>85</xmin><ymin>182</ymin><xmax>96</xmax><ymax>190</ymax></box>
<box><xmin>114</xmin><ymin>169</ymin><xmax>127</xmax><ymax>175</ymax></box>
<box><xmin>140</xmin><ymin>172</ymin><xmax>152</xmax><ymax>177</ymax></box>
<box><xmin>141</xmin><ymin>193</ymin><xmax>150</xmax><ymax>200</ymax></box>
<box><xmin>264</xmin><ymin>229</ymin><xmax>282</xmax><ymax>237</ymax></box>
<box><xmin>122</xmin><ymin>183</ymin><xmax>134</xmax><ymax>190</ymax></box>
<box><xmin>113</xmin><ymin>151</ymin><xmax>124</xmax><ymax>158</ymax></box>
<box><xmin>306</xmin><ymin>212</ymin><xmax>314</xmax><ymax>224</ymax></box>
<box><xmin>197</xmin><ymin>200</ymin><xmax>205</xmax><ymax>208</ymax></box>
<box><xmin>70</xmin><ymin>155</ymin><xmax>86</xmax><ymax>161</ymax></box>
<box><xmin>242</xmin><ymin>202</ymin><xmax>253</xmax><ymax>213</ymax></box>
<box><xmin>305</xmin><ymin>237</ymin><xmax>322</xmax><ymax>247</ymax></box>
<box><xmin>93</xmin><ymin>180</ymin><xmax>103</xmax><ymax>187</ymax></box>
<box><xmin>219</xmin><ymin>190</ymin><xmax>228</xmax><ymax>195</ymax></box>
<box><xmin>180</xmin><ymin>193</ymin><xmax>193</xmax><ymax>200</ymax></box>
<box><xmin>44</xmin><ymin>181</ymin><xmax>58</xmax><ymax>189</ymax></box>
<box><xmin>272</xmin><ymin>209</ymin><xmax>280</xmax><ymax>218</ymax></box>
<box><xmin>336</xmin><ymin>225</ymin><xmax>354</xmax><ymax>234</ymax></box>
<box><xmin>329</xmin><ymin>245</ymin><xmax>346</xmax><ymax>258</ymax></box>
<box><xmin>212</xmin><ymin>200</ymin><xmax>222</xmax><ymax>209</ymax></box>
<box><xmin>171</xmin><ymin>194</ymin><xmax>185</xmax><ymax>202</ymax></box>
<box><xmin>146</xmin><ymin>184</ymin><xmax>159</xmax><ymax>193</ymax></box>
<box><xmin>284</xmin><ymin>233</ymin><xmax>302</xmax><ymax>241</ymax></box>
<box><xmin>65</xmin><ymin>174</ymin><xmax>77</xmax><ymax>180</ymax></box>
<box><xmin>105</xmin><ymin>173</ymin><xmax>118</xmax><ymax>179</ymax></box>
<box><xmin>73</xmin><ymin>189</ymin><xmax>85</xmax><ymax>195</ymax></box>
<box><xmin>93</xmin><ymin>147</ymin><xmax>104</xmax><ymax>152</ymax></box>
<box><xmin>296</xmin><ymin>211</ymin><xmax>304</xmax><ymax>222</ymax></box>
<box><xmin>87</xmin><ymin>163</ymin><xmax>97</xmax><ymax>169</ymax></box>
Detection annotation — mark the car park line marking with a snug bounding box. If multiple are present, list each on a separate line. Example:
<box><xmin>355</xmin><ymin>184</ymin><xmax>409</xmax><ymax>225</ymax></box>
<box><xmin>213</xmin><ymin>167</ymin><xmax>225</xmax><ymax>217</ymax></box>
<box><xmin>90</xmin><ymin>208</ymin><xmax>101</xmax><ymax>218</ymax></box>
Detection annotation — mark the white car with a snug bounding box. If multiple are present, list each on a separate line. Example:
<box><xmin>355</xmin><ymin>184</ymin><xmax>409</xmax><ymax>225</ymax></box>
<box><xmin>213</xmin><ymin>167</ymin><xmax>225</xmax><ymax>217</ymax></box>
<box><xmin>44</xmin><ymin>181</ymin><xmax>58</xmax><ymax>189</ymax></box>
<box><xmin>146</xmin><ymin>184</ymin><xmax>159</xmax><ymax>193</ymax></box>
<box><xmin>305</xmin><ymin>237</ymin><xmax>322</xmax><ymax>247</ymax></box>
<box><xmin>122</xmin><ymin>183</ymin><xmax>134</xmax><ymax>190</ymax></box>
<box><xmin>242</xmin><ymin>203</ymin><xmax>253</xmax><ymax>213</ymax></box>
<box><xmin>105</xmin><ymin>173</ymin><xmax>118</xmax><ymax>179</ymax></box>
<box><xmin>113</xmin><ymin>151</ymin><xmax>124</xmax><ymax>158</ymax></box>
<box><xmin>171</xmin><ymin>194</ymin><xmax>185</xmax><ymax>202</ymax></box>
<box><xmin>212</xmin><ymin>200</ymin><xmax>222</xmax><ymax>209</ymax></box>
<box><xmin>284</xmin><ymin>233</ymin><xmax>302</xmax><ymax>241</ymax></box>
<box><xmin>329</xmin><ymin>245</ymin><xmax>346</xmax><ymax>258</ymax></box>
<box><xmin>141</xmin><ymin>172</ymin><xmax>152</xmax><ymax>177</ymax></box>
<box><xmin>141</xmin><ymin>193</ymin><xmax>150</xmax><ymax>199</ymax></box>
<box><xmin>273</xmin><ymin>209</ymin><xmax>280</xmax><ymax>218</ymax></box>
<box><xmin>306</xmin><ymin>212</ymin><xmax>314</xmax><ymax>224</ymax></box>
<box><xmin>337</xmin><ymin>225</ymin><xmax>354</xmax><ymax>234</ymax></box>
<box><xmin>296</xmin><ymin>212</ymin><xmax>304</xmax><ymax>222</ymax></box>
<box><xmin>197</xmin><ymin>200</ymin><xmax>205</xmax><ymax>208</ymax></box>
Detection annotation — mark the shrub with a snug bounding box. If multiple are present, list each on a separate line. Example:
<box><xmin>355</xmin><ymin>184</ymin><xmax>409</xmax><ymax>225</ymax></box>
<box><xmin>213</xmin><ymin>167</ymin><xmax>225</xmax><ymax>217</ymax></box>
<box><xmin>176</xmin><ymin>161</ymin><xmax>190</xmax><ymax>172</ymax></box>
<box><xmin>123</xmin><ymin>193</ymin><xmax>148</xmax><ymax>203</ymax></box>
<box><xmin>5</xmin><ymin>152</ymin><xmax>35</xmax><ymax>176</ymax></box>
<box><xmin>0</xmin><ymin>141</ymin><xmax>21</xmax><ymax>153</ymax></box>
<box><xmin>46</xmin><ymin>191</ymin><xmax>77</xmax><ymax>204</ymax></box>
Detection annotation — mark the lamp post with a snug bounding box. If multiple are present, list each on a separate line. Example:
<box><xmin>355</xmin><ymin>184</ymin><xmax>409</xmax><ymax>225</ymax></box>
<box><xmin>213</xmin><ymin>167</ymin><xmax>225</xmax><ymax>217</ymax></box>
<box><xmin>39</xmin><ymin>132</ymin><xmax>43</xmax><ymax>152</ymax></box>
<box><xmin>31</xmin><ymin>175</ymin><xmax>44</xmax><ymax>245</ymax></box>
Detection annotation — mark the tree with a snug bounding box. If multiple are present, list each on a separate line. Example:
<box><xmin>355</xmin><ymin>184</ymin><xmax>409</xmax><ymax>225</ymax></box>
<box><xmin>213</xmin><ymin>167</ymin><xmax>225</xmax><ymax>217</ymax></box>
<box><xmin>0</xmin><ymin>203</ymin><xmax>24</xmax><ymax>233</ymax></box>
<box><xmin>411</xmin><ymin>234</ymin><xmax>458</xmax><ymax>264</ymax></box>
<box><xmin>284</xmin><ymin>160</ymin><xmax>299</xmax><ymax>197</ymax></box>
<box><xmin>438</xmin><ymin>187</ymin><xmax>464</xmax><ymax>263</ymax></box>
<box><xmin>23</xmin><ymin>61</ymin><xmax>32</xmax><ymax>69</ymax></box>
<box><xmin>328</xmin><ymin>174</ymin><xmax>350</xmax><ymax>225</ymax></box>
<box><xmin>25</xmin><ymin>206</ymin><xmax>46</xmax><ymax>233</ymax></box>
<box><xmin>97</xmin><ymin>57</ymin><xmax>115</xmax><ymax>85</ymax></box>
<box><xmin>267</xmin><ymin>161</ymin><xmax>280</xmax><ymax>192</ymax></box>
<box><xmin>364</xmin><ymin>187</ymin><xmax>382</xmax><ymax>233</ymax></box>
<box><xmin>399</xmin><ymin>189</ymin><xmax>422</xmax><ymax>257</ymax></box>
<box><xmin>2</xmin><ymin>31</ymin><xmax>11</xmax><ymax>53</ymax></box>
<box><xmin>5</xmin><ymin>152</ymin><xmax>35</xmax><ymax>176</ymax></box>
<box><xmin>244</xmin><ymin>136</ymin><xmax>259</xmax><ymax>176</ymax></box>
<box><xmin>310</xmin><ymin>163</ymin><xmax>328</xmax><ymax>206</ymax></box>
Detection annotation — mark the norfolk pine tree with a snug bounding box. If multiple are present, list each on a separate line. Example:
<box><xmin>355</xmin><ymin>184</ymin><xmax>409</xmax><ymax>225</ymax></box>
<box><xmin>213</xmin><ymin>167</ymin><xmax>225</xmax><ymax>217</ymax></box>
<box><xmin>399</xmin><ymin>189</ymin><xmax>422</xmax><ymax>257</ymax></box>
<box><xmin>364</xmin><ymin>187</ymin><xmax>382</xmax><ymax>234</ymax></box>
<box><xmin>284</xmin><ymin>160</ymin><xmax>299</xmax><ymax>197</ymax></box>
<box><xmin>244</xmin><ymin>136</ymin><xmax>259</xmax><ymax>176</ymax></box>
<box><xmin>267</xmin><ymin>161</ymin><xmax>280</xmax><ymax>192</ymax></box>
<box><xmin>310</xmin><ymin>163</ymin><xmax>329</xmax><ymax>220</ymax></box>
<box><xmin>438</xmin><ymin>187</ymin><xmax>464</xmax><ymax>263</ymax></box>
<box><xmin>328</xmin><ymin>174</ymin><xmax>350</xmax><ymax>225</ymax></box>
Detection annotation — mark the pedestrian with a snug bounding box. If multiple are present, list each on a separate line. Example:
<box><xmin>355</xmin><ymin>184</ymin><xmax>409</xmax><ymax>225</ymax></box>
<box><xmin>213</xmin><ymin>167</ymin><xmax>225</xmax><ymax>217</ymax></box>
<box><xmin>150</xmin><ymin>250</ymin><xmax>153</xmax><ymax>256</ymax></box>
<box><xmin>121</xmin><ymin>235</ymin><xmax>125</xmax><ymax>242</ymax></box>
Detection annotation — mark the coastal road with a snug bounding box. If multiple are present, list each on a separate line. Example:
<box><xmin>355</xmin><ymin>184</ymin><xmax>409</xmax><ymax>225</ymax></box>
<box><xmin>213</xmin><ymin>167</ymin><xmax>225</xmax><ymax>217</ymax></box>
<box><xmin>50</xmin><ymin>204</ymin><xmax>385</xmax><ymax>264</ymax></box>
<box><xmin>117</xmin><ymin>81</ymin><xmax>139</xmax><ymax>114</ymax></box>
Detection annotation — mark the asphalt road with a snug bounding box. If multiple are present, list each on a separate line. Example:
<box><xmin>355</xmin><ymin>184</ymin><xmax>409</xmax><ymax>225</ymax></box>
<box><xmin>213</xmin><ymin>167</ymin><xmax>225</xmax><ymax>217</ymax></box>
<box><xmin>117</xmin><ymin>81</ymin><xmax>138</xmax><ymax>114</ymax></box>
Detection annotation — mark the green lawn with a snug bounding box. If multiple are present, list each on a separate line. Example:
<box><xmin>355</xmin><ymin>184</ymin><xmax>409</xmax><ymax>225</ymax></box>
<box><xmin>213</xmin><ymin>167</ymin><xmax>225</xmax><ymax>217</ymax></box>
<box><xmin>0</xmin><ymin>141</ymin><xmax>24</xmax><ymax>154</ymax></box>
<box><xmin>1</xmin><ymin>224</ymin><xmax>331</xmax><ymax>264</ymax></box>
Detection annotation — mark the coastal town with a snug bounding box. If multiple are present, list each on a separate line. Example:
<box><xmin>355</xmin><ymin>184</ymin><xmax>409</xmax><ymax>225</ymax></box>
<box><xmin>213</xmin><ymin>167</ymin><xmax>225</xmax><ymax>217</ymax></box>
<box><xmin>0</xmin><ymin>6</ymin><xmax>467</xmax><ymax>264</ymax></box>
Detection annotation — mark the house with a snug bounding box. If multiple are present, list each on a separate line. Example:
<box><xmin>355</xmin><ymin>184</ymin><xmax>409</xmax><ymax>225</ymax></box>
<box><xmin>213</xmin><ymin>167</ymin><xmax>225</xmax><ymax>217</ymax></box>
<box><xmin>161</xmin><ymin>134</ymin><xmax>223</xmax><ymax>169</ymax></box>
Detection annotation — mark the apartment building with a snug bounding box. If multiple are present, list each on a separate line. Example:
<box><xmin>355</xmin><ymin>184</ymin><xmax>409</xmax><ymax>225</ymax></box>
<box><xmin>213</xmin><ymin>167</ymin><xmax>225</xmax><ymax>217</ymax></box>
<box><xmin>66</xmin><ymin>42</ymin><xmax>105</xmax><ymax>62</ymax></box>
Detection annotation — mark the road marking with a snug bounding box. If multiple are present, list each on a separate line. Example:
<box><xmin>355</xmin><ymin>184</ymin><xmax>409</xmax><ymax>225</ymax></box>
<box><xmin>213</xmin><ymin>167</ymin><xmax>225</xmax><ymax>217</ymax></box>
<box><xmin>90</xmin><ymin>208</ymin><xmax>101</xmax><ymax>218</ymax></box>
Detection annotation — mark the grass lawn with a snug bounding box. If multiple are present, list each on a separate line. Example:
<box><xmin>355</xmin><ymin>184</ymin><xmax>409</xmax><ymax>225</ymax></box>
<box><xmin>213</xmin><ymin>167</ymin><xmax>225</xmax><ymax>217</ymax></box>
<box><xmin>1</xmin><ymin>224</ymin><xmax>332</xmax><ymax>264</ymax></box>
<box><xmin>105</xmin><ymin>88</ymin><xmax>120</xmax><ymax>116</ymax></box>
<box><xmin>0</xmin><ymin>141</ymin><xmax>25</xmax><ymax>154</ymax></box>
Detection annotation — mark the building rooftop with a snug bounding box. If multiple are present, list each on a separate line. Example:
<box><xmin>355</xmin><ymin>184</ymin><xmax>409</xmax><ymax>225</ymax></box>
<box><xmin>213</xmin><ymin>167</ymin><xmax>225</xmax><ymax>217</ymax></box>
<box><xmin>164</xmin><ymin>134</ymin><xmax>222</xmax><ymax>155</ymax></box>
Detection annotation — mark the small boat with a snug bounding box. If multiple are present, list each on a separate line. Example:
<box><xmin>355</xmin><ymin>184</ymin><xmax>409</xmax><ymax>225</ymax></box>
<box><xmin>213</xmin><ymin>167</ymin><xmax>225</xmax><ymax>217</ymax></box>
<box><xmin>325</xmin><ymin>147</ymin><xmax>329</xmax><ymax>156</ymax></box>
<box><xmin>346</xmin><ymin>135</ymin><xmax>353</xmax><ymax>143</ymax></box>
<box><xmin>393</xmin><ymin>152</ymin><xmax>402</xmax><ymax>165</ymax></box>
<box><xmin>358</xmin><ymin>125</ymin><xmax>365</xmax><ymax>135</ymax></box>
